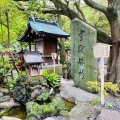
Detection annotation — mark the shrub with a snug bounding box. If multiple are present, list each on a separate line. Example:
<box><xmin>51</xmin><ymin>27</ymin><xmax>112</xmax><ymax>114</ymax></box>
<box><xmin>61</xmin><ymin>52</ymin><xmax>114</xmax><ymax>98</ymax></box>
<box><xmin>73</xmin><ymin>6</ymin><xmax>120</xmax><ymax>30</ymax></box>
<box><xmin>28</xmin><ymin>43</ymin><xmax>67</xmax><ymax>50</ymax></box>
<box><xmin>42</xmin><ymin>71</ymin><xmax>60</xmax><ymax>88</ymax></box>
<box><xmin>86</xmin><ymin>81</ymin><xmax>100</xmax><ymax>93</ymax></box>
<box><xmin>86</xmin><ymin>81</ymin><xmax>119</xmax><ymax>94</ymax></box>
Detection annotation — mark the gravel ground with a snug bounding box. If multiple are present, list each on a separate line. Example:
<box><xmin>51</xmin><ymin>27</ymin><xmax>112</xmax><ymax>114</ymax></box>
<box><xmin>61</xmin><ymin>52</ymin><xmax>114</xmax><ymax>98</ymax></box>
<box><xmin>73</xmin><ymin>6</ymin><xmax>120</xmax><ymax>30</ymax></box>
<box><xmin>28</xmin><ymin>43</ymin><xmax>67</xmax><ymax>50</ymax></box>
<box><xmin>101</xmin><ymin>95</ymin><xmax>120</xmax><ymax>111</ymax></box>
<box><xmin>60</xmin><ymin>77</ymin><xmax>120</xmax><ymax>112</ymax></box>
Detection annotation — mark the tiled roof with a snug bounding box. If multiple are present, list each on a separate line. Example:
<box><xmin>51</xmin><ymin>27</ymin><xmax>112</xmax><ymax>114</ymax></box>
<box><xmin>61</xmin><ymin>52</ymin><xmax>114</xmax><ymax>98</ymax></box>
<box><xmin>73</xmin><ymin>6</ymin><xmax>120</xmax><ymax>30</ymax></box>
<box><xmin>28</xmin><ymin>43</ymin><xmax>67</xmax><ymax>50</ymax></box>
<box><xmin>17</xmin><ymin>18</ymin><xmax>70</xmax><ymax>41</ymax></box>
<box><xmin>24</xmin><ymin>51</ymin><xmax>44</xmax><ymax>64</ymax></box>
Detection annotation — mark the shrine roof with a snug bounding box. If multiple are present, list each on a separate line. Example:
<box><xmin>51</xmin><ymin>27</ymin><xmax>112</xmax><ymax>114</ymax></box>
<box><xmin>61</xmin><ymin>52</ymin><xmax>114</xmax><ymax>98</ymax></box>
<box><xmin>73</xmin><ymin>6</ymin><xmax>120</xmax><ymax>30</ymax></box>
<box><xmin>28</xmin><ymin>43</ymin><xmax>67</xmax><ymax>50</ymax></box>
<box><xmin>17</xmin><ymin>18</ymin><xmax>70</xmax><ymax>42</ymax></box>
<box><xmin>24</xmin><ymin>51</ymin><xmax>44</xmax><ymax>64</ymax></box>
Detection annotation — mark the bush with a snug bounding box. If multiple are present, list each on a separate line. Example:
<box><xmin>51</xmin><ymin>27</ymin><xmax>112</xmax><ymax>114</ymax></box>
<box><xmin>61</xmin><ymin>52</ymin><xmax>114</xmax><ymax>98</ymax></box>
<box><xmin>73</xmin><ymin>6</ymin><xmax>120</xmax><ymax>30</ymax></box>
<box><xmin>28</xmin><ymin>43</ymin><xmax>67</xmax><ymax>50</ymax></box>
<box><xmin>86</xmin><ymin>81</ymin><xmax>119</xmax><ymax>94</ymax></box>
<box><xmin>42</xmin><ymin>71</ymin><xmax>60</xmax><ymax>88</ymax></box>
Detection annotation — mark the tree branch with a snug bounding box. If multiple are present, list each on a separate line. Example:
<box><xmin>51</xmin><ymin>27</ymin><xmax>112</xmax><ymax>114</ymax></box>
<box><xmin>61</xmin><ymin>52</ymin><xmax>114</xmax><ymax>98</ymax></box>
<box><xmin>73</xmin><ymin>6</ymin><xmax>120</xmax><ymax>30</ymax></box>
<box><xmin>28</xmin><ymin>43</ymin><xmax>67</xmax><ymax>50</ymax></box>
<box><xmin>74</xmin><ymin>2</ymin><xmax>86</xmax><ymax>21</ymax></box>
<box><xmin>97</xmin><ymin>29</ymin><xmax>112</xmax><ymax>44</ymax></box>
<box><xmin>16</xmin><ymin>3</ymin><xmax>25</xmax><ymax>11</ymax></box>
<box><xmin>0</xmin><ymin>22</ymin><xmax>7</xmax><ymax>28</ymax></box>
<box><xmin>49</xmin><ymin>0</ymin><xmax>81</xmax><ymax>20</ymax></box>
<box><xmin>64</xmin><ymin>0</ymin><xmax>69</xmax><ymax>7</ymax></box>
<box><xmin>9</xmin><ymin>52</ymin><xmax>20</xmax><ymax>73</ymax></box>
<box><xmin>83</xmin><ymin>0</ymin><xmax>107</xmax><ymax>14</ymax></box>
<box><xmin>42</xmin><ymin>9</ymin><xmax>74</xmax><ymax>17</ymax></box>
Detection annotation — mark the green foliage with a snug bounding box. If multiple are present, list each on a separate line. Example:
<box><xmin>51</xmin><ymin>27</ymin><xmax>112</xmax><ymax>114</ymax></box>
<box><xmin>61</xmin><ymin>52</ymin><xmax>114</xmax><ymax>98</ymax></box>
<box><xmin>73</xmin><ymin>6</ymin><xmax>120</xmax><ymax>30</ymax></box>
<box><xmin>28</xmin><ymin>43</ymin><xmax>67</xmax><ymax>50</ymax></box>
<box><xmin>36</xmin><ymin>92</ymin><xmax>49</xmax><ymax>101</ymax></box>
<box><xmin>86</xmin><ymin>81</ymin><xmax>100</xmax><ymax>92</ymax></box>
<box><xmin>8</xmin><ymin>79</ymin><xmax>16</xmax><ymax>91</ymax></box>
<box><xmin>0</xmin><ymin>0</ymin><xmax>28</xmax><ymax>46</ymax></box>
<box><xmin>59</xmin><ymin>110</ymin><xmax>69</xmax><ymax>116</ymax></box>
<box><xmin>26</xmin><ymin>102</ymin><xmax>43</xmax><ymax>117</ymax></box>
<box><xmin>18</xmin><ymin>71</ymin><xmax>26</xmax><ymax>77</ymax></box>
<box><xmin>91</xmin><ymin>97</ymin><xmax>101</xmax><ymax>106</ymax></box>
<box><xmin>64</xmin><ymin>40</ymin><xmax>71</xmax><ymax>50</ymax></box>
<box><xmin>105</xmin><ymin>102</ymin><xmax>113</xmax><ymax>108</ymax></box>
<box><xmin>42</xmin><ymin>104</ymin><xmax>56</xmax><ymax>117</ymax></box>
<box><xmin>3</xmin><ymin>79</ymin><xmax>17</xmax><ymax>94</ymax></box>
<box><xmin>104</xmin><ymin>82</ymin><xmax>119</xmax><ymax>92</ymax></box>
<box><xmin>26</xmin><ymin>97</ymin><xmax>67</xmax><ymax>119</ymax></box>
<box><xmin>0</xmin><ymin>47</ymin><xmax>14</xmax><ymax>86</ymax></box>
<box><xmin>81</xmin><ymin>2</ymin><xmax>110</xmax><ymax>35</ymax></box>
<box><xmin>62</xmin><ymin>64</ymin><xmax>67</xmax><ymax>69</ymax></box>
<box><xmin>51</xmin><ymin>97</ymin><xmax>66</xmax><ymax>112</ymax></box>
<box><xmin>86</xmin><ymin>81</ymin><xmax>119</xmax><ymax>94</ymax></box>
<box><xmin>42</xmin><ymin>71</ymin><xmax>60</xmax><ymax>88</ymax></box>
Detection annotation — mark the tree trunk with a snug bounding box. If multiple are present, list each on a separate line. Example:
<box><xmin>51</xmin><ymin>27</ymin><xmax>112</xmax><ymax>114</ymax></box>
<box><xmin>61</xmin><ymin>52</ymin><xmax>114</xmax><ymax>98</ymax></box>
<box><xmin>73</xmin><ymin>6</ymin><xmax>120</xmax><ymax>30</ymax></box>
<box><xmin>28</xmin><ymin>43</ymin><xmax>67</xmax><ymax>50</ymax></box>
<box><xmin>57</xmin><ymin>15</ymin><xmax>66</xmax><ymax>65</ymax></box>
<box><xmin>5</xmin><ymin>11</ymin><xmax>10</xmax><ymax>48</ymax></box>
<box><xmin>109</xmin><ymin>43</ymin><xmax>119</xmax><ymax>83</ymax></box>
<box><xmin>107</xmin><ymin>18</ymin><xmax>120</xmax><ymax>83</ymax></box>
<box><xmin>58</xmin><ymin>39</ymin><xmax>66</xmax><ymax>65</ymax></box>
<box><xmin>1</xmin><ymin>20</ymin><xmax>4</xmax><ymax>44</ymax></box>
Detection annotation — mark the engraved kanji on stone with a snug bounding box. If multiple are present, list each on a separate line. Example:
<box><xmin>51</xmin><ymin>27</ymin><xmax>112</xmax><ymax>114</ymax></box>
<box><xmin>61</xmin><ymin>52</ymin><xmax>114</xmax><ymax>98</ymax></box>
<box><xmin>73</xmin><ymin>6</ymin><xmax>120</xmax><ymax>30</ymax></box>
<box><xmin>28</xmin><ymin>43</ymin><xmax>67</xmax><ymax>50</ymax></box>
<box><xmin>78</xmin><ymin>69</ymin><xmax>84</xmax><ymax>79</ymax></box>
<box><xmin>78</xmin><ymin>57</ymin><xmax>84</xmax><ymax>65</ymax></box>
<box><xmin>73</xmin><ymin>44</ymin><xmax>75</xmax><ymax>52</ymax></box>
<box><xmin>78</xmin><ymin>30</ymin><xmax>85</xmax><ymax>41</ymax></box>
<box><xmin>78</xmin><ymin>45</ymin><xmax>85</xmax><ymax>53</ymax></box>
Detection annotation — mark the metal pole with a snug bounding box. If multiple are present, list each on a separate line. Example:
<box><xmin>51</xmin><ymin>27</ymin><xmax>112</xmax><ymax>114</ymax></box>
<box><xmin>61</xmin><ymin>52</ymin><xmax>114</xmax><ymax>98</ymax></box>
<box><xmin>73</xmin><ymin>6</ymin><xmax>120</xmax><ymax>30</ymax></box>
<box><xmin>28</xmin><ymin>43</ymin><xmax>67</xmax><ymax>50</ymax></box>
<box><xmin>100</xmin><ymin>58</ymin><xmax>104</xmax><ymax>105</ymax></box>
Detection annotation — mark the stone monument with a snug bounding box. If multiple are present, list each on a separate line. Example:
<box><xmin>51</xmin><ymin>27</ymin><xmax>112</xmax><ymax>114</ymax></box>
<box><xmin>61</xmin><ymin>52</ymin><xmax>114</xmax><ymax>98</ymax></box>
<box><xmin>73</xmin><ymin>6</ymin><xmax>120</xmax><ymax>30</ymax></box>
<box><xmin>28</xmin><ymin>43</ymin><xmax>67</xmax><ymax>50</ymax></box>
<box><xmin>71</xmin><ymin>18</ymin><xmax>98</xmax><ymax>92</ymax></box>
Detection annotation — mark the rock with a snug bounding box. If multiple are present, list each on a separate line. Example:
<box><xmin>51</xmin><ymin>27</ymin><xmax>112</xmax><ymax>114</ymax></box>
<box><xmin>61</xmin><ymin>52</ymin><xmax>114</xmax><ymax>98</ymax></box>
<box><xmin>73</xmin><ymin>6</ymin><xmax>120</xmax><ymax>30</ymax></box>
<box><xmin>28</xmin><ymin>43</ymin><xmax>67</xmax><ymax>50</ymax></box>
<box><xmin>69</xmin><ymin>103</ymin><xmax>100</xmax><ymax>120</ymax></box>
<box><xmin>1</xmin><ymin>116</ymin><xmax>21</xmax><ymax>120</ymax></box>
<box><xmin>71</xmin><ymin>18</ymin><xmax>98</xmax><ymax>92</ymax></box>
<box><xmin>0</xmin><ymin>101</ymin><xmax>20</xmax><ymax>108</ymax></box>
<box><xmin>0</xmin><ymin>97</ymin><xmax>8</xmax><ymax>103</ymax></box>
<box><xmin>60</xmin><ymin>85</ymin><xmax>99</xmax><ymax>104</ymax></box>
<box><xmin>97</xmin><ymin>109</ymin><xmax>120</xmax><ymax>120</ymax></box>
<box><xmin>0</xmin><ymin>92</ymin><xmax>3</xmax><ymax>97</ymax></box>
<box><xmin>44</xmin><ymin>116</ymin><xmax>68</xmax><ymax>120</ymax></box>
<box><xmin>60</xmin><ymin>78</ymin><xmax>74</xmax><ymax>87</ymax></box>
<box><xmin>13</xmin><ymin>76</ymin><xmax>49</xmax><ymax>104</ymax></box>
<box><xmin>26</xmin><ymin>97</ymin><xmax>67</xmax><ymax>120</ymax></box>
<box><xmin>44</xmin><ymin>117</ymin><xmax>55</xmax><ymax>120</ymax></box>
<box><xmin>32</xmin><ymin>114</ymin><xmax>41</xmax><ymax>120</ymax></box>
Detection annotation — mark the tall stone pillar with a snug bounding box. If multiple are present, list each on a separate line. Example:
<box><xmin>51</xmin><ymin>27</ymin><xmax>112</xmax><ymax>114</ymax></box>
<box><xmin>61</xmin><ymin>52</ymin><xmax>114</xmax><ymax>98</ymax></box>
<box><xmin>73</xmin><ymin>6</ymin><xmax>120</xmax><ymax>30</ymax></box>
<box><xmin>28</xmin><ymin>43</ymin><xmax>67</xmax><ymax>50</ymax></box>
<box><xmin>71</xmin><ymin>18</ymin><xmax>98</xmax><ymax>92</ymax></box>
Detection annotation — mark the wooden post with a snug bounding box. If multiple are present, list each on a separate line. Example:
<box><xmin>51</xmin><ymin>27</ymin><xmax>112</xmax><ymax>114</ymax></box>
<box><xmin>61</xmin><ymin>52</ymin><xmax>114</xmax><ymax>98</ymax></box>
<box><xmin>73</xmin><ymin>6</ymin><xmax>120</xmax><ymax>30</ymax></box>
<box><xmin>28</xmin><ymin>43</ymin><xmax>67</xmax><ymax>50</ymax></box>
<box><xmin>51</xmin><ymin>53</ymin><xmax>57</xmax><ymax>74</ymax></box>
<box><xmin>29</xmin><ymin>42</ymin><xmax>31</xmax><ymax>51</ymax></box>
<box><xmin>53</xmin><ymin>59</ymin><xmax>55</xmax><ymax>73</ymax></box>
<box><xmin>93</xmin><ymin>43</ymin><xmax>111</xmax><ymax>105</ymax></box>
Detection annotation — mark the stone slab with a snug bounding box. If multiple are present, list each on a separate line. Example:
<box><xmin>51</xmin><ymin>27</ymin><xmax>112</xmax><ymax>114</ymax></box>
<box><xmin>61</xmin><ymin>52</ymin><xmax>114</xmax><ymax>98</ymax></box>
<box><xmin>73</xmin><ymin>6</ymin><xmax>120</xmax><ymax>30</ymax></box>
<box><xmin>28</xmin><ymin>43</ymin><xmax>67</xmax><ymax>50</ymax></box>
<box><xmin>70</xmin><ymin>18</ymin><xmax>98</xmax><ymax>91</ymax></box>
<box><xmin>0</xmin><ymin>101</ymin><xmax>20</xmax><ymax>108</ymax></box>
<box><xmin>60</xmin><ymin>85</ymin><xmax>99</xmax><ymax>104</ymax></box>
<box><xmin>1</xmin><ymin>116</ymin><xmax>21</xmax><ymax>120</ymax></box>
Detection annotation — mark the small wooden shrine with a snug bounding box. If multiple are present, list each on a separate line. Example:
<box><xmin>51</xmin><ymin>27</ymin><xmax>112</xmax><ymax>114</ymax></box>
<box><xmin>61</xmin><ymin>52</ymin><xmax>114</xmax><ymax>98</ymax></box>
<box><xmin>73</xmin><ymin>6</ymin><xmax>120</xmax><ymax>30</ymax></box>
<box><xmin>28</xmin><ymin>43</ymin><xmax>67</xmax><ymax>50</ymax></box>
<box><xmin>17</xmin><ymin>17</ymin><xmax>70</xmax><ymax>64</ymax></box>
<box><xmin>24</xmin><ymin>51</ymin><xmax>44</xmax><ymax>76</ymax></box>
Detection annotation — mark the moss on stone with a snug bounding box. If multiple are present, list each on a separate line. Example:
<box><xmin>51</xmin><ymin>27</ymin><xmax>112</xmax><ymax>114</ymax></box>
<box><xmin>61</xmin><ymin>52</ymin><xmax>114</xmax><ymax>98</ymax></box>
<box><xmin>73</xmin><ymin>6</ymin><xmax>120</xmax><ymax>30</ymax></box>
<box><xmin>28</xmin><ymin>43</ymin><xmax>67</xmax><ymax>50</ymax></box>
<box><xmin>26</xmin><ymin>97</ymin><xmax>67</xmax><ymax>119</ymax></box>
